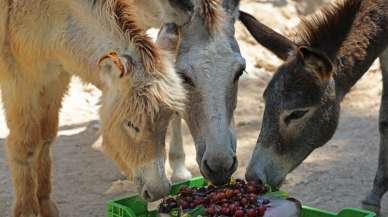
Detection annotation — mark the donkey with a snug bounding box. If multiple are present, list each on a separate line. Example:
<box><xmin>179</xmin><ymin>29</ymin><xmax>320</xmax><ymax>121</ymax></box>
<box><xmin>177</xmin><ymin>0</ymin><xmax>245</xmax><ymax>185</ymax></box>
<box><xmin>133</xmin><ymin>0</ymin><xmax>246</xmax><ymax>185</ymax></box>
<box><xmin>168</xmin><ymin>0</ymin><xmax>245</xmax><ymax>185</ymax></box>
<box><xmin>0</xmin><ymin>1</ymin><xmax>186</xmax><ymax>216</ymax></box>
<box><xmin>238</xmin><ymin>0</ymin><xmax>388</xmax><ymax>212</ymax></box>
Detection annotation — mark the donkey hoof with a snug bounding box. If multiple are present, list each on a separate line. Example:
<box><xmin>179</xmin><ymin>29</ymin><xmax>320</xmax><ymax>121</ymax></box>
<box><xmin>17</xmin><ymin>215</ymin><xmax>40</xmax><ymax>217</ymax></box>
<box><xmin>362</xmin><ymin>194</ymin><xmax>380</xmax><ymax>215</ymax></box>
<box><xmin>13</xmin><ymin>201</ymin><xmax>40</xmax><ymax>217</ymax></box>
<box><xmin>40</xmin><ymin>199</ymin><xmax>59</xmax><ymax>217</ymax></box>
<box><xmin>362</xmin><ymin>202</ymin><xmax>380</xmax><ymax>216</ymax></box>
<box><xmin>171</xmin><ymin>167</ymin><xmax>192</xmax><ymax>182</ymax></box>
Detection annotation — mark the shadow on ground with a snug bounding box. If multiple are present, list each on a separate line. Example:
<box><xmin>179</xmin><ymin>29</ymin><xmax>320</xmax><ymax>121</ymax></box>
<box><xmin>0</xmin><ymin>120</ymin><xmax>128</xmax><ymax>217</ymax></box>
<box><xmin>1</xmin><ymin>76</ymin><xmax>388</xmax><ymax>216</ymax></box>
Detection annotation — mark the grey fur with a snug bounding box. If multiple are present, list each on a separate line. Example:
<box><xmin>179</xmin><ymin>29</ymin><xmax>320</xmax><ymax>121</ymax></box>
<box><xmin>174</xmin><ymin>0</ymin><xmax>245</xmax><ymax>185</ymax></box>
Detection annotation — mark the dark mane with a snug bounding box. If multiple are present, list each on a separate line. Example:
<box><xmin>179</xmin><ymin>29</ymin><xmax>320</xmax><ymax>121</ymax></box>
<box><xmin>200</xmin><ymin>0</ymin><xmax>223</xmax><ymax>32</ymax></box>
<box><xmin>296</xmin><ymin>0</ymin><xmax>362</xmax><ymax>60</ymax></box>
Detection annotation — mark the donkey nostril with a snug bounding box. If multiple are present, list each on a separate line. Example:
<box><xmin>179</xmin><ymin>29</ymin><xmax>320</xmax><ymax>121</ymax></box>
<box><xmin>203</xmin><ymin>156</ymin><xmax>237</xmax><ymax>174</ymax></box>
<box><xmin>142</xmin><ymin>189</ymin><xmax>152</xmax><ymax>201</ymax></box>
<box><xmin>230</xmin><ymin>156</ymin><xmax>238</xmax><ymax>172</ymax></box>
<box><xmin>203</xmin><ymin>160</ymin><xmax>215</xmax><ymax>173</ymax></box>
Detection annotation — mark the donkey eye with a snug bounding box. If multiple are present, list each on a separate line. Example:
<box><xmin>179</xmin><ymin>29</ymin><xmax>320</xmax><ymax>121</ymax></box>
<box><xmin>125</xmin><ymin>121</ymin><xmax>140</xmax><ymax>133</ymax></box>
<box><xmin>234</xmin><ymin>68</ymin><xmax>245</xmax><ymax>83</ymax></box>
<box><xmin>178</xmin><ymin>72</ymin><xmax>195</xmax><ymax>87</ymax></box>
<box><xmin>284</xmin><ymin>110</ymin><xmax>309</xmax><ymax>125</ymax></box>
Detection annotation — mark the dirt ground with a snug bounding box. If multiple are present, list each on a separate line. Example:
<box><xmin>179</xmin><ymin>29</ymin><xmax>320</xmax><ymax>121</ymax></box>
<box><xmin>1</xmin><ymin>1</ymin><xmax>388</xmax><ymax>216</ymax></box>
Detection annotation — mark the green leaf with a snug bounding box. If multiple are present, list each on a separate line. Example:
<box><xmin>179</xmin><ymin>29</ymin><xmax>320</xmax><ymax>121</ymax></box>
<box><xmin>264</xmin><ymin>184</ymin><xmax>280</xmax><ymax>192</ymax></box>
<box><xmin>169</xmin><ymin>208</ymin><xmax>181</xmax><ymax>217</ymax></box>
<box><xmin>264</xmin><ymin>191</ymin><xmax>289</xmax><ymax>198</ymax></box>
<box><xmin>184</xmin><ymin>205</ymin><xmax>206</xmax><ymax>217</ymax></box>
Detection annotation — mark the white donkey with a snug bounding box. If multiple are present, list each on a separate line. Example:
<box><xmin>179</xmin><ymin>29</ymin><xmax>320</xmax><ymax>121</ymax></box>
<box><xmin>0</xmin><ymin>0</ymin><xmax>246</xmax><ymax>215</ymax></box>
<box><xmin>0</xmin><ymin>1</ymin><xmax>186</xmax><ymax>216</ymax></box>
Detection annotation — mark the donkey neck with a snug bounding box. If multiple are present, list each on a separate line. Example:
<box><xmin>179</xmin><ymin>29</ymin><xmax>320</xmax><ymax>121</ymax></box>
<box><xmin>333</xmin><ymin>0</ymin><xmax>388</xmax><ymax>101</ymax></box>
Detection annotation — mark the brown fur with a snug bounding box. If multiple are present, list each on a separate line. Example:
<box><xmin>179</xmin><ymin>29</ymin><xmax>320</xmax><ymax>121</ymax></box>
<box><xmin>240</xmin><ymin>0</ymin><xmax>388</xmax><ymax>205</ymax></box>
<box><xmin>113</xmin><ymin>0</ymin><xmax>164</xmax><ymax>74</ymax></box>
<box><xmin>200</xmin><ymin>0</ymin><xmax>223</xmax><ymax>32</ymax></box>
<box><xmin>296</xmin><ymin>0</ymin><xmax>362</xmax><ymax>60</ymax></box>
<box><xmin>1</xmin><ymin>0</ymin><xmax>186</xmax><ymax>216</ymax></box>
<box><xmin>288</xmin><ymin>0</ymin><xmax>388</xmax><ymax>87</ymax></box>
<box><xmin>297</xmin><ymin>0</ymin><xmax>388</xmax><ymax>92</ymax></box>
<box><xmin>94</xmin><ymin>0</ymin><xmax>185</xmax><ymax>117</ymax></box>
<box><xmin>89</xmin><ymin>0</ymin><xmax>166</xmax><ymax>75</ymax></box>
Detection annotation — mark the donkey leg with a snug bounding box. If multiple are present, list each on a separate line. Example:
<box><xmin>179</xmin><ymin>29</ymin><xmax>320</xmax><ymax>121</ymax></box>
<box><xmin>169</xmin><ymin>114</ymin><xmax>192</xmax><ymax>182</ymax></box>
<box><xmin>2</xmin><ymin>81</ymin><xmax>43</xmax><ymax>217</ymax></box>
<box><xmin>35</xmin><ymin>73</ymin><xmax>70</xmax><ymax>217</ymax></box>
<box><xmin>363</xmin><ymin>49</ymin><xmax>388</xmax><ymax>214</ymax></box>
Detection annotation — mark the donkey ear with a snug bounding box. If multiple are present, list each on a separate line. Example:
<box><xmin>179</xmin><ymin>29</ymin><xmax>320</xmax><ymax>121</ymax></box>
<box><xmin>239</xmin><ymin>10</ymin><xmax>296</xmax><ymax>60</ymax></box>
<box><xmin>222</xmin><ymin>0</ymin><xmax>241</xmax><ymax>13</ymax></box>
<box><xmin>98</xmin><ymin>52</ymin><xmax>134</xmax><ymax>82</ymax></box>
<box><xmin>298</xmin><ymin>46</ymin><xmax>333</xmax><ymax>81</ymax></box>
<box><xmin>156</xmin><ymin>23</ymin><xmax>181</xmax><ymax>53</ymax></box>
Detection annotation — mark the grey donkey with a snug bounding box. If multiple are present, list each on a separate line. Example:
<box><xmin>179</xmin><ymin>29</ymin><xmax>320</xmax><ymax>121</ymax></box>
<box><xmin>171</xmin><ymin>0</ymin><xmax>245</xmax><ymax>185</ymax></box>
<box><xmin>239</xmin><ymin>0</ymin><xmax>388</xmax><ymax>213</ymax></box>
<box><xmin>141</xmin><ymin>0</ymin><xmax>245</xmax><ymax>185</ymax></box>
<box><xmin>124</xmin><ymin>0</ymin><xmax>245</xmax><ymax>192</ymax></box>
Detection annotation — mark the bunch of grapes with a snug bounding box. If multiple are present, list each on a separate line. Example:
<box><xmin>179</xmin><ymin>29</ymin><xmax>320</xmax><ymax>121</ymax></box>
<box><xmin>159</xmin><ymin>179</ymin><xmax>271</xmax><ymax>217</ymax></box>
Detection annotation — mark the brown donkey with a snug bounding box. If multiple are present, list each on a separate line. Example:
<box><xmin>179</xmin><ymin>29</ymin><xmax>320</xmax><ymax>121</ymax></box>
<box><xmin>239</xmin><ymin>0</ymin><xmax>388</xmax><ymax>213</ymax></box>
<box><xmin>0</xmin><ymin>1</ymin><xmax>186</xmax><ymax>216</ymax></box>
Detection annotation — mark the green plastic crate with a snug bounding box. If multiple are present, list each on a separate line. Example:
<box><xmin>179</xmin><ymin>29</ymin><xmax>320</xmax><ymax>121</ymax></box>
<box><xmin>301</xmin><ymin>207</ymin><xmax>375</xmax><ymax>217</ymax></box>
<box><xmin>107</xmin><ymin>177</ymin><xmax>376</xmax><ymax>217</ymax></box>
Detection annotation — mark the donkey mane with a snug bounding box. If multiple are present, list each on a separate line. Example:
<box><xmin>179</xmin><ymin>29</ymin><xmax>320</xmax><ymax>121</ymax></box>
<box><xmin>200</xmin><ymin>0</ymin><xmax>223</xmax><ymax>31</ymax></box>
<box><xmin>113</xmin><ymin>1</ymin><xmax>186</xmax><ymax>117</ymax></box>
<box><xmin>114</xmin><ymin>0</ymin><xmax>166</xmax><ymax>74</ymax></box>
<box><xmin>90</xmin><ymin>0</ymin><xmax>221</xmax><ymax>73</ymax></box>
<box><xmin>91</xmin><ymin>0</ymin><xmax>164</xmax><ymax>74</ymax></box>
<box><xmin>89</xmin><ymin>0</ymin><xmax>185</xmax><ymax>118</ymax></box>
<box><xmin>296</xmin><ymin>0</ymin><xmax>362</xmax><ymax>60</ymax></box>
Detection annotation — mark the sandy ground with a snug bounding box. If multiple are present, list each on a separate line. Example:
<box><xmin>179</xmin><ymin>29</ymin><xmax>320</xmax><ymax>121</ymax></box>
<box><xmin>1</xmin><ymin>0</ymin><xmax>388</xmax><ymax>216</ymax></box>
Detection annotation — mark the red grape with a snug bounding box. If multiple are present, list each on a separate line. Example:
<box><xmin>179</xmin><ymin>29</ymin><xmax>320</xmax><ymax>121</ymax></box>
<box><xmin>180</xmin><ymin>201</ymin><xmax>189</xmax><ymax>209</ymax></box>
<box><xmin>221</xmin><ymin>207</ymin><xmax>231</xmax><ymax>215</ymax></box>
<box><xmin>225</xmin><ymin>189</ymin><xmax>234</xmax><ymax>198</ymax></box>
<box><xmin>249</xmin><ymin>196</ymin><xmax>257</xmax><ymax>204</ymax></box>
<box><xmin>247</xmin><ymin>208</ymin><xmax>257</xmax><ymax>217</ymax></box>
<box><xmin>207</xmin><ymin>206</ymin><xmax>216</xmax><ymax>216</ymax></box>
<box><xmin>229</xmin><ymin>204</ymin><xmax>237</xmax><ymax>213</ymax></box>
<box><xmin>209</xmin><ymin>192</ymin><xmax>217</xmax><ymax>201</ymax></box>
<box><xmin>217</xmin><ymin>192</ymin><xmax>226</xmax><ymax>200</ymax></box>
<box><xmin>241</xmin><ymin>197</ymin><xmax>249</xmax><ymax>206</ymax></box>
<box><xmin>234</xmin><ymin>209</ymin><xmax>245</xmax><ymax>217</ymax></box>
<box><xmin>247</xmin><ymin>185</ymin><xmax>256</xmax><ymax>193</ymax></box>
<box><xmin>257</xmin><ymin>206</ymin><xmax>267</xmax><ymax>217</ymax></box>
<box><xmin>158</xmin><ymin>178</ymin><xmax>274</xmax><ymax>216</ymax></box>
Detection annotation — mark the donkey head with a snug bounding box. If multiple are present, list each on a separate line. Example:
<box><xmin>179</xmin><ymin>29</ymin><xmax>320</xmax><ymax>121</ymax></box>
<box><xmin>173</xmin><ymin>0</ymin><xmax>245</xmax><ymax>185</ymax></box>
<box><xmin>98</xmin><ymin>20</ymin><xmax>185</xmax><ymax>201</ymax></box>
<box><xmin>240</xmin><ymin>11</ymin><xmax>340</xmax><ymax>187</ymax></box>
